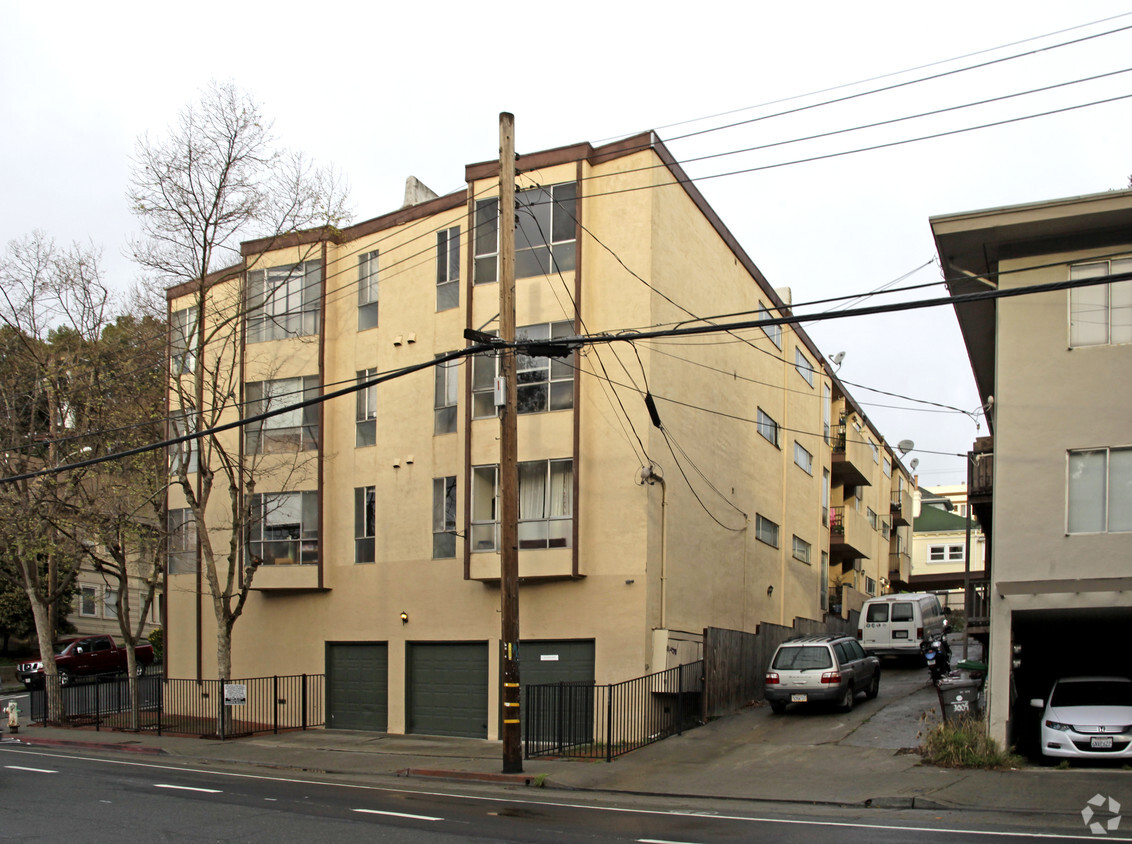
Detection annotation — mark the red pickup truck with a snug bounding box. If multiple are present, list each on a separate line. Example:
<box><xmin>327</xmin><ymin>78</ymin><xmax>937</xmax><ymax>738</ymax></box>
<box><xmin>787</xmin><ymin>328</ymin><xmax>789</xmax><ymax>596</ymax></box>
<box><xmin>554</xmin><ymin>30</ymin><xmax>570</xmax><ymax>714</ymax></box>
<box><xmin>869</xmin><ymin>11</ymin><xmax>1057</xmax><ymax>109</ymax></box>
<box><xmin>16</xmin><ymin>635</ymin><xmax>155</xmax><ymax>688</ymax></box>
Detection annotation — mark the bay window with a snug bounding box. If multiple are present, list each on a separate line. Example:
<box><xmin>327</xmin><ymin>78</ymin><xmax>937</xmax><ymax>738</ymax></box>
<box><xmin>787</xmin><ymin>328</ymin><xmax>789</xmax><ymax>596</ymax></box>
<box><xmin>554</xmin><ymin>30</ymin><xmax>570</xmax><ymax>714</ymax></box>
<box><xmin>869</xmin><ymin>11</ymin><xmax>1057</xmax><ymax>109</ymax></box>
<box><xmin>471</xmin><ymin>459</ymin><xmax>573</xmax><ymax>552</ymax></box>
<box><xmin>249</xmin><ymin>491</ymin><xmax>319</xmax><ymax>566</ymax></box>
<box><xmin>1068</xmin><ymin>447</ymin><xmax>1132</xmax><ymax>533</ymax></box>
<box><xmin>246</xmin><ymin>260</ymin><xmax>322</xmax><ymax>343</ymax></box>
<box><xmin>245</xmin><ymin>376</ymin><xmax>320</xmax><ymax>453</ymax></box>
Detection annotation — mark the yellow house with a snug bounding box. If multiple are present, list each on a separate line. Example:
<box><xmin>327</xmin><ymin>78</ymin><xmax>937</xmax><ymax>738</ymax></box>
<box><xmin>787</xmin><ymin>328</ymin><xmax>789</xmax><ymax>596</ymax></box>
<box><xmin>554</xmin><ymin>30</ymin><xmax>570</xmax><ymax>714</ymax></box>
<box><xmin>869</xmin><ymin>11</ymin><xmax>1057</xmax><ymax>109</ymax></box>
<box><xmin>166</xmin><ymin>133</ymin><xmax>912</xmax><ymax>737</ymax></box>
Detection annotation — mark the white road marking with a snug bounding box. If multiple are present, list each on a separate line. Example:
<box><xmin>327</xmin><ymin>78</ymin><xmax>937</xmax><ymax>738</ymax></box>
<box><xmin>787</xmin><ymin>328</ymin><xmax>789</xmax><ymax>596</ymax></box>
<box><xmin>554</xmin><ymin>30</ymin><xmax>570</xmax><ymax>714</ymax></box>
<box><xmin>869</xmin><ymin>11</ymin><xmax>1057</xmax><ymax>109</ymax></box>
<box><xmin>5</xmin><ymin>765</ymin><xmax>57</xmax><ymax>773</ymax></box>
<box><xmin>352</xmin><ymin>809</ymin><xmax>442</xmax><ymax>822</ymax></box>
<box><xmin>640</xmin><ymin>839</ymin><xmax>704</xmax><ymax>844</ymax></box>
<box><xmin>0</xmin><ymin>747</ymin><xmax>1097</xmax><ymax>841</ymax></box>
<box><xmin>155</xmin><ymin>784</ymin><xmax>222</xmax><ymax>794</ymax></box>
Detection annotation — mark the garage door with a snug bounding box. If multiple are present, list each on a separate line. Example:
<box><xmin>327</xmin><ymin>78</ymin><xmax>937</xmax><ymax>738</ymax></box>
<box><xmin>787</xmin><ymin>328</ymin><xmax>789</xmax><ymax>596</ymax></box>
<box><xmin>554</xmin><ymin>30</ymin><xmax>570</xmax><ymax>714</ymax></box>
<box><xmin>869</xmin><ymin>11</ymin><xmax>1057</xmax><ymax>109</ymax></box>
<box><xmin>521</xmin><ymin>639</ymin><xmax>595</xmax><ymax>688</ymax></box>
<box><xmin>326</xmin><ymin>643</ymin><xmax>388</xmax><ymax>732</ymax></box>
<box><xmin>407</xmin><ymin>642</ymin><xmax>488</xmax><ymax>738</ymax></box>
<box><xmin>521</xmin><ymin>640</ymin><xmax>595</xmax><ymax>747</ymax></box>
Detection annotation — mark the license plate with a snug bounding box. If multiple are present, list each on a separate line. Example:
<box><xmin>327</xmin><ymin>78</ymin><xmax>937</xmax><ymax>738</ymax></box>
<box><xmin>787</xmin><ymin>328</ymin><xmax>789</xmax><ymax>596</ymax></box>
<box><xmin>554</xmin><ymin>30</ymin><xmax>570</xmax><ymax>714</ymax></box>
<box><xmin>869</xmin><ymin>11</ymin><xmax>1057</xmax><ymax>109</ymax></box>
<box><xmin>1091</xmin><ymin>736</ymin><xmax>1114</xmax><ymax>749</ymax></box>
<box><xmin>893</xmin><ymin>630</ymin><xmax>908</xmax><ymax>639</ymax></box>
<box><xmin>791</xmin><ymin>694</ymin><xmax>808</xmax><ymax>702</ymax></box>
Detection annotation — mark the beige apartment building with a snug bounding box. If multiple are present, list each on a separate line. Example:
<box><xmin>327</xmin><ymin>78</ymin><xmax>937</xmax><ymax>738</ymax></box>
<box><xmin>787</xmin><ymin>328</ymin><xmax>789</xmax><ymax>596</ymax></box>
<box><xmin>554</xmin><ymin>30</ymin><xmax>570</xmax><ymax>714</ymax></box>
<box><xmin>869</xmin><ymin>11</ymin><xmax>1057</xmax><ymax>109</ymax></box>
<box><xmin>932</xmin><ymin>188</ymin><xmax>1132</xmax><ymax>752</ymax></box>
<box><xmin>166</xmin><ymin>133</ymin><xmax>912</xmax><ymax>738</ymax></box>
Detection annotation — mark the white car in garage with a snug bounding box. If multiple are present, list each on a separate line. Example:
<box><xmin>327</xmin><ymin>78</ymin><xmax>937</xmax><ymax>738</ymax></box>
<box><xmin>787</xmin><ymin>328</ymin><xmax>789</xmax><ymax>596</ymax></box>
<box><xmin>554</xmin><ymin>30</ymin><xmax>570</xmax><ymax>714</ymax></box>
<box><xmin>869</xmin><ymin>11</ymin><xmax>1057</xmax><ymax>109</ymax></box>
<box><xmin>1031</xmin><ymin>676</ymin><xmax>1132</xmax><ymax>760</ymax></box>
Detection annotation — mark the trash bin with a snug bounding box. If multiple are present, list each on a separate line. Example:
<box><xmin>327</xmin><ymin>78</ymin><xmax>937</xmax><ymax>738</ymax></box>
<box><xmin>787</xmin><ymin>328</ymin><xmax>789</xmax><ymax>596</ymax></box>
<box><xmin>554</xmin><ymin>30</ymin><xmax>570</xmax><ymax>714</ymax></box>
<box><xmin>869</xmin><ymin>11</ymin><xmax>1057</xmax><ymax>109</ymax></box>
<box><xmin>937</xmin><ymin>677</ymin><xmax>982</xmax><ymax>721</ymax></box>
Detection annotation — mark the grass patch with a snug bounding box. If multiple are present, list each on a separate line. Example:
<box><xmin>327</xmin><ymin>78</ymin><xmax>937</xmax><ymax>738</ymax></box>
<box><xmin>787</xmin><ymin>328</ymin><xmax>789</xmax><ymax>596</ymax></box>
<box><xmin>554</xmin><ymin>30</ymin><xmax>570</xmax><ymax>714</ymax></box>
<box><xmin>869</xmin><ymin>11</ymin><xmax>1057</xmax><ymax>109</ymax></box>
<box><xmin>921</xmin><ymin>717</ymin><xmax>1024</xmax><ymax>769</ymax></box>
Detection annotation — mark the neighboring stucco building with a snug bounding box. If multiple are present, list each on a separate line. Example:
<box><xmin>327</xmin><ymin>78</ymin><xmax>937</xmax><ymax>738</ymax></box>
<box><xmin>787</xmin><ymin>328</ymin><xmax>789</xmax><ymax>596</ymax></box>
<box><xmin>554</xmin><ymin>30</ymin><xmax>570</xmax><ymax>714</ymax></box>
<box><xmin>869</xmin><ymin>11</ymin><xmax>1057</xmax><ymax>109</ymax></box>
<box><xmin>166</xmin><ymin>133</ymin><xmax>913</xmax><ymax>738</ymax></box>
<box><xmin>932</xmin><ymin>188</ymin><xmax>1132</xmax><ymax>752</ymax></box>
<box><xmin>909</xmin><ymin>487</ymin><xmax>986</xmax><ymax>610</ymax></box>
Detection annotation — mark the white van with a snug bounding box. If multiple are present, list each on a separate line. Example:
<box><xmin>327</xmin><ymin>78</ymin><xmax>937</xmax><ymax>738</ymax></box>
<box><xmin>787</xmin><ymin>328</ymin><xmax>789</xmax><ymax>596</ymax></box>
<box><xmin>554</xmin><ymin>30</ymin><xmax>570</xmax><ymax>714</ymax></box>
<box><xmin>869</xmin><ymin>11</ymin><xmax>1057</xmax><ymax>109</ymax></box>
<box><xmin>857</xmin><ymin>593</ymin><xmax>946</xmax><ymax>657</ymax></box>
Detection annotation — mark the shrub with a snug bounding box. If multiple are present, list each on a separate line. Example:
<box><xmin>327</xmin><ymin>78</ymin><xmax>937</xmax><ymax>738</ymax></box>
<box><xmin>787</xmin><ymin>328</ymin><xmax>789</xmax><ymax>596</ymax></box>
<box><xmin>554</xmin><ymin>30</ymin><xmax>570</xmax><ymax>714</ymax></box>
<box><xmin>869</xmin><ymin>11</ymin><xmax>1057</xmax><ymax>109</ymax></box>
<box><xmin>921</xmin><ymin>717</ymin><xmax>1023</xmax><ymax>769</ymax></box>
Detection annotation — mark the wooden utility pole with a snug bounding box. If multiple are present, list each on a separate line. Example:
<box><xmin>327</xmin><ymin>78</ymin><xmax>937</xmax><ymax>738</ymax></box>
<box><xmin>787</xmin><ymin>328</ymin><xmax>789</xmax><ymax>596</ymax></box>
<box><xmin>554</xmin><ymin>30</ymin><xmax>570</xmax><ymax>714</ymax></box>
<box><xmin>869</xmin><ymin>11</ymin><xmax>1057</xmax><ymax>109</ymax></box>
<box><xmin>498</xmin><ymin>112</ymin><xmax>522</xmax><ymax>773</ymax></box>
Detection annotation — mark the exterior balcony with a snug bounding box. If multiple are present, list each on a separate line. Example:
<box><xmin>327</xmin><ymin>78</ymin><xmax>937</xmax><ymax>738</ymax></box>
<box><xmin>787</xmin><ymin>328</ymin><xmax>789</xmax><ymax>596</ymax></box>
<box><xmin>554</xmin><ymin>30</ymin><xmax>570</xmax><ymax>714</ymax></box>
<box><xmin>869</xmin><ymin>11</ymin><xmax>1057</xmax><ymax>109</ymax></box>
<box><xmin>889</xmin><ymin>550</ymin><xmax>911</xmax><ymax>584</ymax></box>
<box><xmin>828</xmin><ymin>505</ymin><xmax>872</xmax><ymax>565</ymax></box>
<box><xmin>831</xmin><ymin>428</ymin><xmax>873</xmax><ymax>488</ymax></box>
<box><xmin>248</xmin><ymin>539</ymin><xmax>324</xmax><ymax>592</ymax></box>
<box><xmin>466</xmin><ymin>518</ymin><xmax>579</xmax><ymax>581</ymax></box>
<box><xmin>890</xmin><ymin>487</ymin><xmax>913</xmax><ymax>526</ymax></box>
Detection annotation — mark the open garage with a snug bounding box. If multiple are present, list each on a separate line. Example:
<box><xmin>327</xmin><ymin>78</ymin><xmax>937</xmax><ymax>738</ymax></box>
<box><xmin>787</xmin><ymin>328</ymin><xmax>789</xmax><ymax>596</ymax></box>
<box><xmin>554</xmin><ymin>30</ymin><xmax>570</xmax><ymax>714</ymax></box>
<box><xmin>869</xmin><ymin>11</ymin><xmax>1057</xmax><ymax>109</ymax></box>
<box><xmin>1008</xmin><ymin>606</ymin><xmax>1132</xmax><ymax>758</ymax></box>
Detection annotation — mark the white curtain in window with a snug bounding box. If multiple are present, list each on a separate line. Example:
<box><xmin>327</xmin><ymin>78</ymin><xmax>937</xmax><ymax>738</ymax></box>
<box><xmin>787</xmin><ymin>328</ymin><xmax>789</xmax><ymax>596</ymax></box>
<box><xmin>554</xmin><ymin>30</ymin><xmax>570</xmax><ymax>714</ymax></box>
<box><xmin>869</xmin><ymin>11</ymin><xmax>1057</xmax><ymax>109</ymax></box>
<box><xmin>1111</xmin><ymin>277</ymin><xmax>1132</xmax><ymax>345</ymax></box>
<box><xmin>549</xmin><ymin>461</ymin><xmax>573</xmax><ymax>517</ymax></box>
<box><xmin>265</xmin><ymin>378</ymin><xmax>303</xmax><ymax>429</ymax></box>
<box><xmin>1109</xmin><ymin>448</ymin><xmax>1132</xmax><ymax>532</ymax></box>
<box><xmin>1070</xmin><ymin>263</ymin><xmax>1110</xmax><ymax>347</ymax></box>
<box><xmin>519</xmin><ymin>463</ymin><xmax>547</xmax><ymax>520</ymax></box>
<box><xmin>1068</xmin><ymin>450</ymin><xmax>1106</xmax><ymax>533</ymax></box>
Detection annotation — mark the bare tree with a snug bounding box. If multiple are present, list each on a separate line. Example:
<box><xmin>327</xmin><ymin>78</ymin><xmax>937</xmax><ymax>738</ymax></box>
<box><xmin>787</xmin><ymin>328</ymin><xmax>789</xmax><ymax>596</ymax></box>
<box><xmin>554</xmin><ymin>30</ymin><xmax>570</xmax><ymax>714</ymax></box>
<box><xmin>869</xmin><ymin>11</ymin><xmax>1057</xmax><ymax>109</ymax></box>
<box><xmin>0</xmin><ymin>233</ymin><xmax>117</xmax><ymax>720</ymax></box>
<box><xmin>130</xmin><ymin>81</ymin><xmax>349</xmax><ymax>682</ymax></box>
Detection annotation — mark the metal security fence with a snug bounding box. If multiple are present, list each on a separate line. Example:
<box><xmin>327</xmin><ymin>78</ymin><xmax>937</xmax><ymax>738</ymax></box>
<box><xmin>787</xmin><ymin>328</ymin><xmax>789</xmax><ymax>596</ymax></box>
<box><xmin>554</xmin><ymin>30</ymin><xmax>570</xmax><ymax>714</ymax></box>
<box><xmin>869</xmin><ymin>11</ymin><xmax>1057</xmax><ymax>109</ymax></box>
<box><xmin>525</xmin><ymin>661</ymin><xmax>703</xmax><ymax>761</ymax></box>
<box><xmin>29</xmin><ymin>673</ymin><xmax>324</xmax><ymax>738</ymax></box>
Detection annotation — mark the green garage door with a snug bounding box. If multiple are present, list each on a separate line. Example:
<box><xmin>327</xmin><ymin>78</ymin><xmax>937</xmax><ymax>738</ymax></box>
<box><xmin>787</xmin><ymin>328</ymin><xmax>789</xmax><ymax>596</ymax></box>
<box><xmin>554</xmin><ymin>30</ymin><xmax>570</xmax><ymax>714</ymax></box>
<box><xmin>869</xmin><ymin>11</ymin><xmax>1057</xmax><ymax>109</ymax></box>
<box><xmin>521</xmin><ymin>640</ymin><xmax>595</xmax><ymax>745</ymax></box>
<box><xmin>326</xmin><ymin>643</ymin><xmax>388</xmax><ymax>732</ymax></box>
<box><xmin>521</xmin><ymin>639</ymin><xmax>595</xmax><ymax>688</ymax></box>
<box><xmin>407</xmin><ymin>642</ymin><xmax>489</xmax><ymax>738</ymax></box>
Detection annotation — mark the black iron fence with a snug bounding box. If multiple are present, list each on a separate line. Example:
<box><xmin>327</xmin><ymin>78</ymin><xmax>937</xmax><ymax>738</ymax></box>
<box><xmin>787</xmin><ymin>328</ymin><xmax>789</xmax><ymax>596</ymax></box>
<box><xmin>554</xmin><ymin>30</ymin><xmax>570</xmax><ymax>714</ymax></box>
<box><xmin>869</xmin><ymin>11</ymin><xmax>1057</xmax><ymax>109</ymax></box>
<box><xmin>525</xmin><ymin>661</ymin><xmax>703</xmax><ymax>761</ymax></box>
<box><xmin>28</xmin><ymin>672</ymin><xmax>324</xmax><ymax>738</ymax></box>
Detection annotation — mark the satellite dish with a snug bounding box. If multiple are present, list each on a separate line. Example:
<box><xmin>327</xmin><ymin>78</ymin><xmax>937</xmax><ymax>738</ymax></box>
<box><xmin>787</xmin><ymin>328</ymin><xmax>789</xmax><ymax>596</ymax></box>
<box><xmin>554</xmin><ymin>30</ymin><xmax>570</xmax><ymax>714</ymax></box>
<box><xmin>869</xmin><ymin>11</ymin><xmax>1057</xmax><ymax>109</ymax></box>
<box><xmin>910</xmin><ymin>458</ymin><xmax>920</xmax><ymax>471</ymax></box>
<box><xmin>830</xmin><ymin>351</ymin><xmax>846</xmax><ymax>366</ymax></box>
<box><xmin>897</xmin><ymin>439</ymin><xmax>915</xmax><ymax>455</ymax></box>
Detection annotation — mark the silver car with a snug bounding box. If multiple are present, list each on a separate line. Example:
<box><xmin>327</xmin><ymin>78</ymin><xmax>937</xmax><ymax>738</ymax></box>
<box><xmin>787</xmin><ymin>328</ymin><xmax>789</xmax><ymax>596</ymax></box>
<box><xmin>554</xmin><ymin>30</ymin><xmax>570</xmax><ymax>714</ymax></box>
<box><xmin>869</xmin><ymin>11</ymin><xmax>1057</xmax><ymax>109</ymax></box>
<box><xmin>764</xmin><ymin>635</ymin><xmax>880</xmax><ymax>714</ymax></box>
<box><xmin>1030</xmin><ymin>676</ymin><xmax>1132</xmax><ymax>760</ymax></box>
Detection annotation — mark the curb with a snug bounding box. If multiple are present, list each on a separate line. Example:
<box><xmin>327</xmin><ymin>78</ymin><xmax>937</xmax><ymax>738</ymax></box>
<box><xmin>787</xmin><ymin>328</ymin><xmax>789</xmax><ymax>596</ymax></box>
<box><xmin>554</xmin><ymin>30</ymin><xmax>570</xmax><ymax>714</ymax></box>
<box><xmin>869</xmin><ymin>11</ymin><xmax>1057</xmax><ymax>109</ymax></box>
<box><xmin>397</xmin><ymin>767</ymin><xmax>545</xmax><ymax>787</ymax></box>
<box><xmin>11</xmin><ymin>736</ymin><xmax>166</xmax><ymax>756</ymax></box>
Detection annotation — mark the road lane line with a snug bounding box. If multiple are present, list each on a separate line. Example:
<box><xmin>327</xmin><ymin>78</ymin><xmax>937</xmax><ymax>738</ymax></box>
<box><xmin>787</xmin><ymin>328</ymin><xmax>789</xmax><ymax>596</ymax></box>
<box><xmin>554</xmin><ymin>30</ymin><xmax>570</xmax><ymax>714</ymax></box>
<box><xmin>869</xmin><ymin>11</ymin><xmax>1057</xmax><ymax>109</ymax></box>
<box><xmin>352</xmin><ymin>809</ymin><xmax>442</xmax><ymax>822</ymax></box>
<box><xmin>155</xmin><ymin>784</ymin><xmax>222</xmax><ymax>794</ymax></box>
<box><xmin>5</xmin><ymin>765</ymin><xmax>57</xmax><ymax>773</ymax></box>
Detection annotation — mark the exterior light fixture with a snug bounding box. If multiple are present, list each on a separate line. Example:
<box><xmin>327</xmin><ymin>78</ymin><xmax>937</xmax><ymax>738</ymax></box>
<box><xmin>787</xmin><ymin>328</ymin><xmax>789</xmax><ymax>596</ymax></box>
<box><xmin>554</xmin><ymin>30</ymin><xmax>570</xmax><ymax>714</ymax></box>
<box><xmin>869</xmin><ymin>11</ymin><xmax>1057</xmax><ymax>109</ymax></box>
<box><xmin>400</xmin><ymin>612</ymin><xmax>409</xmax><ymax>625</ymax></box>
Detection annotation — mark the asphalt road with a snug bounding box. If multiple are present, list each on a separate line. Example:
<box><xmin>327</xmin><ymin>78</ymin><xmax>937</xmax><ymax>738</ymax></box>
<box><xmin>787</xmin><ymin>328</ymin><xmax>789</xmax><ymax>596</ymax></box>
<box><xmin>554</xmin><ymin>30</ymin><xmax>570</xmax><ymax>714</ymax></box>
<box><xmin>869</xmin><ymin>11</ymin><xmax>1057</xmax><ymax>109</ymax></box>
<box><xmin>0</xmin><ymin>740</ymin><xmax>1092</xmax><ymax>844</ymax></box>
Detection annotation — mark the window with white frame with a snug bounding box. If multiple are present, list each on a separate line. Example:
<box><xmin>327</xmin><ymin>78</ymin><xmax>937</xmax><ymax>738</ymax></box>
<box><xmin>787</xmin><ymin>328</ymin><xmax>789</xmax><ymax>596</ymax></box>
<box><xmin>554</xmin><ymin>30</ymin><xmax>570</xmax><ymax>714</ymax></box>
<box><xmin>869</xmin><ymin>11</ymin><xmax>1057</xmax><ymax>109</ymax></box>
<box><xmin>758</xmin><ymin>302</ymin><xmax>782</xmax><ymax>348</ymax></box>
<box><xmin>823</xmin><ymin>384</ymin><xmax>831</xmax><ymax>444</ymax></box>
<box><xmin>792</xmin><ymin>535</ymin><xmax>811</xmax><ymax>564</ymax></box>
<box><xmin>80</xmin><ymin>585</ymin><xmax>98</xmax><ymax>617</ymax></box>
<box><xmin>246</xmin><ymin>260</ymin><xmax>322</xmax><ymax>343</ymax></box>
<box><xmin>755</xmin><ymin>514</ymin><xmax>779</xmax><ymax>548</ymax></box>
<box><xmin>434</xmin><ymin>356</ymin><xmax>458</xmax><ymax>435</ymax></box>
<box><xmin>104</xmin><ymin>589</ymin><xmax>119</xmax><ymax>619</ymax></box>
<box><xmin>820</xmin><ymin>551</ymin><xmax>830</xmax><ymax>610</ymax></box>
<box><xmin>355</xmin><ymin>486</ymin><xmax>375</xmax><ymax>563</ymax></box>
<box><xmin>1069</xmin><ymin>258</ymin><xmax>1132</xmax><ymax>347</ymax></box>
<box><xmin>436</xmin><ymin>227</ymin><xmax>460</xmax><ymax>311</ymax></box>
<box><xmin>757</xmin><ymin>408</ymin><xmax>779</xmax><ymax>447</ymax></box>
<box><xmin>358</xmin><ymin>250</ymin><xmax>379</xmax><ymax>331</ymax></box>
<box><xmin>928</xmin><ymin>543</ymin><xmax>965</xmax><ymax>562</ymax></box>
<box><xmin>883</xmin><ymin>456</ymin><xmax>892</xmax><ymax>477</ymax></box>
<box><xmin>880</xmin><ymin>518</ymin><xmax>891</xmax><ymax>539</ymax></box>
<box><xmin>794</xmin><ymin>347</ymin><xmax>814</xmax><ymax>386</ymax></box>
<box><xmin>822</xmin><ymin>468</ymin><xmax>830</xmax><ymax>527</ymax></box>
<box><xmin>1068</xmin><ymin>447</ymin><xmax>1132</xmax><ymax>533</ymax></box>
<box><xmin>168</xmin><ymin>412</ymin><xmax>197</xmax><ymax>475</ymax></box>
<box><xmin>356</xmin><ymin>369</ymin><xmax>376</xmax><ymax>447</ymax></box>
<box><xmin>472</xmin><ymin>322</ymin><xmax>573</xmax><ymax>417</ymax></box>
<box><xmin>167</xmin><ymin>508</ymin><xmax>197</xmax><ymax>575</ymax></box>
<box><xmin>249</xmin><ymin>491</ymin><xmax>319</xmax><ymax>566</ymax></box>
<box><xmin>474</xmin><ymin>183</ymin><xmax>577</xmax><ymax>283</ymax></box>
<box><xmin>433</xmin><ymin>476</ymin><xmax>457</xmax><ymax>558</ymax></box>
<box><xmin>245</xmin><ymin>376</ymin><xmax>320</xmax><ymax>453</ymax></box>
<box><xmin>867</xmin><ymin>507</ymin><xmax>877</xmax><ymax>529</ymax></box>
<box><xmin>794</xmin><ymin>441</ymin><xmax>813</xmax><ymax>474</ymax></box>
<box><xmin>170</xmin><ymin>305</ymin><xmax>198</xmax><ymax>375</ymax></box>
<box><xmin>866</xmin><ymin>576</ymin><xmax>877</xmax><ymax>596</ymax></box>
<box><xmin>471</xmin><ymin>460</ymin><xmax>573</xmax><ymax>551</ymax></box>
<box><xmin>868</xmin><ymin>438</ymin><xmax>879</xmax><ymax>463</ymax></box>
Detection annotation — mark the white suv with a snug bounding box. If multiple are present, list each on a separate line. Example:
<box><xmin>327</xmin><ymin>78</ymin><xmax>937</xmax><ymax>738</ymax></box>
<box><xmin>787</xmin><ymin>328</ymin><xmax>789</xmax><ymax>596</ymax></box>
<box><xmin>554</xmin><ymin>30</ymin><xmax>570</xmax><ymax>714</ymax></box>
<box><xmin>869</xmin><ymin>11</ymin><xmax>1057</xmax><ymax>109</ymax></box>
<box><xmin>764</xmin><ymin>635</ymin><xmax>881</xmax><ymax>714</ymax></box>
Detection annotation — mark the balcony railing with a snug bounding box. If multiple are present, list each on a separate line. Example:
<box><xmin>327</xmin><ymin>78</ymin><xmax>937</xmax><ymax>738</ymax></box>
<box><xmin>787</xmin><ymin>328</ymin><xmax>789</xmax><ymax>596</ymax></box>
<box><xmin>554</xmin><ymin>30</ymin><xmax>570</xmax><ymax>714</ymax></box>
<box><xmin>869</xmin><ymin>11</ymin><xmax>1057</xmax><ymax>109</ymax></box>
<box><xmin>966</xmin><ymin>578</ymin><xmax>990</xmax><ymax>627</ymax></box>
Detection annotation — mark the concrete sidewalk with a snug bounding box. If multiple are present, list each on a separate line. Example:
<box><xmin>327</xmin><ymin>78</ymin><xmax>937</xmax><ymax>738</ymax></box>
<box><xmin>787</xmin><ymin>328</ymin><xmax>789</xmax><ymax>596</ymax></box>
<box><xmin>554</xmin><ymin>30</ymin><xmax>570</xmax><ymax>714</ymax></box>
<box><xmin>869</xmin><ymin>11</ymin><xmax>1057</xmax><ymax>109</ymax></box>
<box><xmin>2</xmin><ymin>703</ymin><xmax>1127</xmax><ymax>821</ymax></box>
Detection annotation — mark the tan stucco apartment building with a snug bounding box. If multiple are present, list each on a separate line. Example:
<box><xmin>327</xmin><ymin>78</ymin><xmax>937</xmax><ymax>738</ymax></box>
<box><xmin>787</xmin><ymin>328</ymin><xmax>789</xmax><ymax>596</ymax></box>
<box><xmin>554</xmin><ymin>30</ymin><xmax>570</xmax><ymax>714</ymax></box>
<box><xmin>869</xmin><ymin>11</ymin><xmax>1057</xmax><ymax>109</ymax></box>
<box><xmin>166</xmin><ymin>133</ymin><xmax>913</xmax><ymax>738</ymax></box>
<box><xmin>932</xmin><ymin>188</ymin><xmax>1132</xmax><ymax>752</ymax></box>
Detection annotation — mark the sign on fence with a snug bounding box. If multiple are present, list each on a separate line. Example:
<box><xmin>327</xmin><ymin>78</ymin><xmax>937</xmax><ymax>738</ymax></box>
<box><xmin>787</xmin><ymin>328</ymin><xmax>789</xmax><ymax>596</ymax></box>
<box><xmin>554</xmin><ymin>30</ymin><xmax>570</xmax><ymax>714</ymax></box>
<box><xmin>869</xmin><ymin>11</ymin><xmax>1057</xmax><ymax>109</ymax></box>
<box><xmin>223</xmin><ymin>683</ymin><xmax>247</xmax><ymax>706</ymax></box>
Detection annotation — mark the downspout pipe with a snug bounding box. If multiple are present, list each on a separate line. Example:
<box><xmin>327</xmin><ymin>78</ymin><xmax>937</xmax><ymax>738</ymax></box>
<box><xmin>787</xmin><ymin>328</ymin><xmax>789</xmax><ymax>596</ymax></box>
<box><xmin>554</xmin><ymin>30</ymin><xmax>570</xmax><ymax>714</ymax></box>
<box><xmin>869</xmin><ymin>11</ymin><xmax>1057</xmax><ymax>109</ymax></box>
<box><xmin>641</xmin><ymin>465</ymin><xmax>668</xmax><ymax>630</ymax></box>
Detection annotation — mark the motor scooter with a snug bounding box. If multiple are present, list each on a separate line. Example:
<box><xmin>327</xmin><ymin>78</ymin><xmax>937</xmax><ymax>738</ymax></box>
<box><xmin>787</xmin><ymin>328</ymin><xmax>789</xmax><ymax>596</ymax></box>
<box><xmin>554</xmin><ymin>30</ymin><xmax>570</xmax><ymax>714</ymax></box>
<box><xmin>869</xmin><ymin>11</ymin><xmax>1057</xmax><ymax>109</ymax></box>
<box><xmin>920</xmin><ymin>634</ymin><xmax>952</xmax><ymax>684</ymax></box>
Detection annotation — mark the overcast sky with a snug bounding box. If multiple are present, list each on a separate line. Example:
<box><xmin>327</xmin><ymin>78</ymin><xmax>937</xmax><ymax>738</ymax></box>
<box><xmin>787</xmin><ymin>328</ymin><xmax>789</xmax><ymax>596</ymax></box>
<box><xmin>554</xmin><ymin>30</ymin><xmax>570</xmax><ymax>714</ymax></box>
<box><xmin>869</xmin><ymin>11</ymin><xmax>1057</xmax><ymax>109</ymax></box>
<box><xmin>3</xmin><ymin>2</ymin><xmax>1131</xmax><ymax>488</ymax></box>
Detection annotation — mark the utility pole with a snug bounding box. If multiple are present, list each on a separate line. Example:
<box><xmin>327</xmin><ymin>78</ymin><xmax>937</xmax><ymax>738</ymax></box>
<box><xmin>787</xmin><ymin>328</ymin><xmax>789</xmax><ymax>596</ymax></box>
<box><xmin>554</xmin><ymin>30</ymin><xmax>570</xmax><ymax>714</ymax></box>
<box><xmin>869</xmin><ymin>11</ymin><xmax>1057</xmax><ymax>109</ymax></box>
<box><xmin>498</xmin><ymin>112</ymin><xmax>522</xmax><ymax>774</ymax></box>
